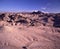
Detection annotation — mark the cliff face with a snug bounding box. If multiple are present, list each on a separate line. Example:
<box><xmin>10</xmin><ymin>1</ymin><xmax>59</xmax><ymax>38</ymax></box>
<box><xmin>0</xmin><ymin>12</ymin><xmax>60</xmax><ymax>49</ymax></box>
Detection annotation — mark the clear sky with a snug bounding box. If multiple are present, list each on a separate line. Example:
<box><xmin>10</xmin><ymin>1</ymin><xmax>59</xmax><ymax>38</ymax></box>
<box><xmin>0</xmin><ymin>0</ymin><xmax>60</xmax><ymax>13</ymax></box>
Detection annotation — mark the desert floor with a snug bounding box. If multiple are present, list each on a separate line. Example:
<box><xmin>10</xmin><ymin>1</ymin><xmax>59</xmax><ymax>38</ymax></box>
<box><xmin>0</xmin><ymin>25</ymin><xmax>60</xmax><ymax>49</ymax></box>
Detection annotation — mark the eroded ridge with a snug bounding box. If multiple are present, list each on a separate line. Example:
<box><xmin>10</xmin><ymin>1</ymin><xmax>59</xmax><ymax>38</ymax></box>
<box><xmin>0</xmin><ymin>11</ymin><xmax>60</xmax><ymax>49</ymax></box>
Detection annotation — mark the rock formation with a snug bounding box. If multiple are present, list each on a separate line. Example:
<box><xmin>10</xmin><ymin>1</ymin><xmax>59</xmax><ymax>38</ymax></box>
<box><xmin>0</xmin><ymin>11</ymin><xmax>60</xmax><ymax>49</ymax></box>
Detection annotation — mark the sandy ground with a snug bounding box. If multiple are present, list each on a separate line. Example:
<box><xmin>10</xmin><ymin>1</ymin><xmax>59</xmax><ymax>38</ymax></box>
<box><xmin>0</xmin><ymin>25</ymin><xmax>60</xmax><ymax>49</ymax></box>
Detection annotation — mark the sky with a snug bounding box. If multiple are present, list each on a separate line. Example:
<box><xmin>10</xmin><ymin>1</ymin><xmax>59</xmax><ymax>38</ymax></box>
<box><xmin>0</xmin><ymin>0</ymin><xmax>60</xmax><ymax>13</ymax></box>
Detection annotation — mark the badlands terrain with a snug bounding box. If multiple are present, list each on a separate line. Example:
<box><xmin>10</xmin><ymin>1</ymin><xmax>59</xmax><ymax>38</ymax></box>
<box><xmin>0</xmin><ymin>11</ymin><xmax>60</xmax><ymax>49</ymax></box>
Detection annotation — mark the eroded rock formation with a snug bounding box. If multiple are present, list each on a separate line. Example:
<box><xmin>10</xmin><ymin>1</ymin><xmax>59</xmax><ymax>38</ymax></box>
<box><xmin>0</xmin><ymin>11</ymin><xmax>60</xmax><ymax>28</ymax></box>
<box><xmin>0</xmin><ymin>11</ymin><xmax>60</xmax><ymax>49</ymax></box>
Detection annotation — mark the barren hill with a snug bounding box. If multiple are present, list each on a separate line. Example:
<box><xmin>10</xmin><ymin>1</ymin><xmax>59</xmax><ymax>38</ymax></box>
<box><xmin>0</xmin><ymin>11</ymin><xmax>60</xmax><ymax>49</ymax></box>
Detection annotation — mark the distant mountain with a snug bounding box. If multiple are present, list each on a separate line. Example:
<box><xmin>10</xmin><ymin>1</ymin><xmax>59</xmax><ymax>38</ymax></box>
<box><xmin>31</xmin><ymin>11</ymin><xmax>44</xmax><ymax>14</ymax></box>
